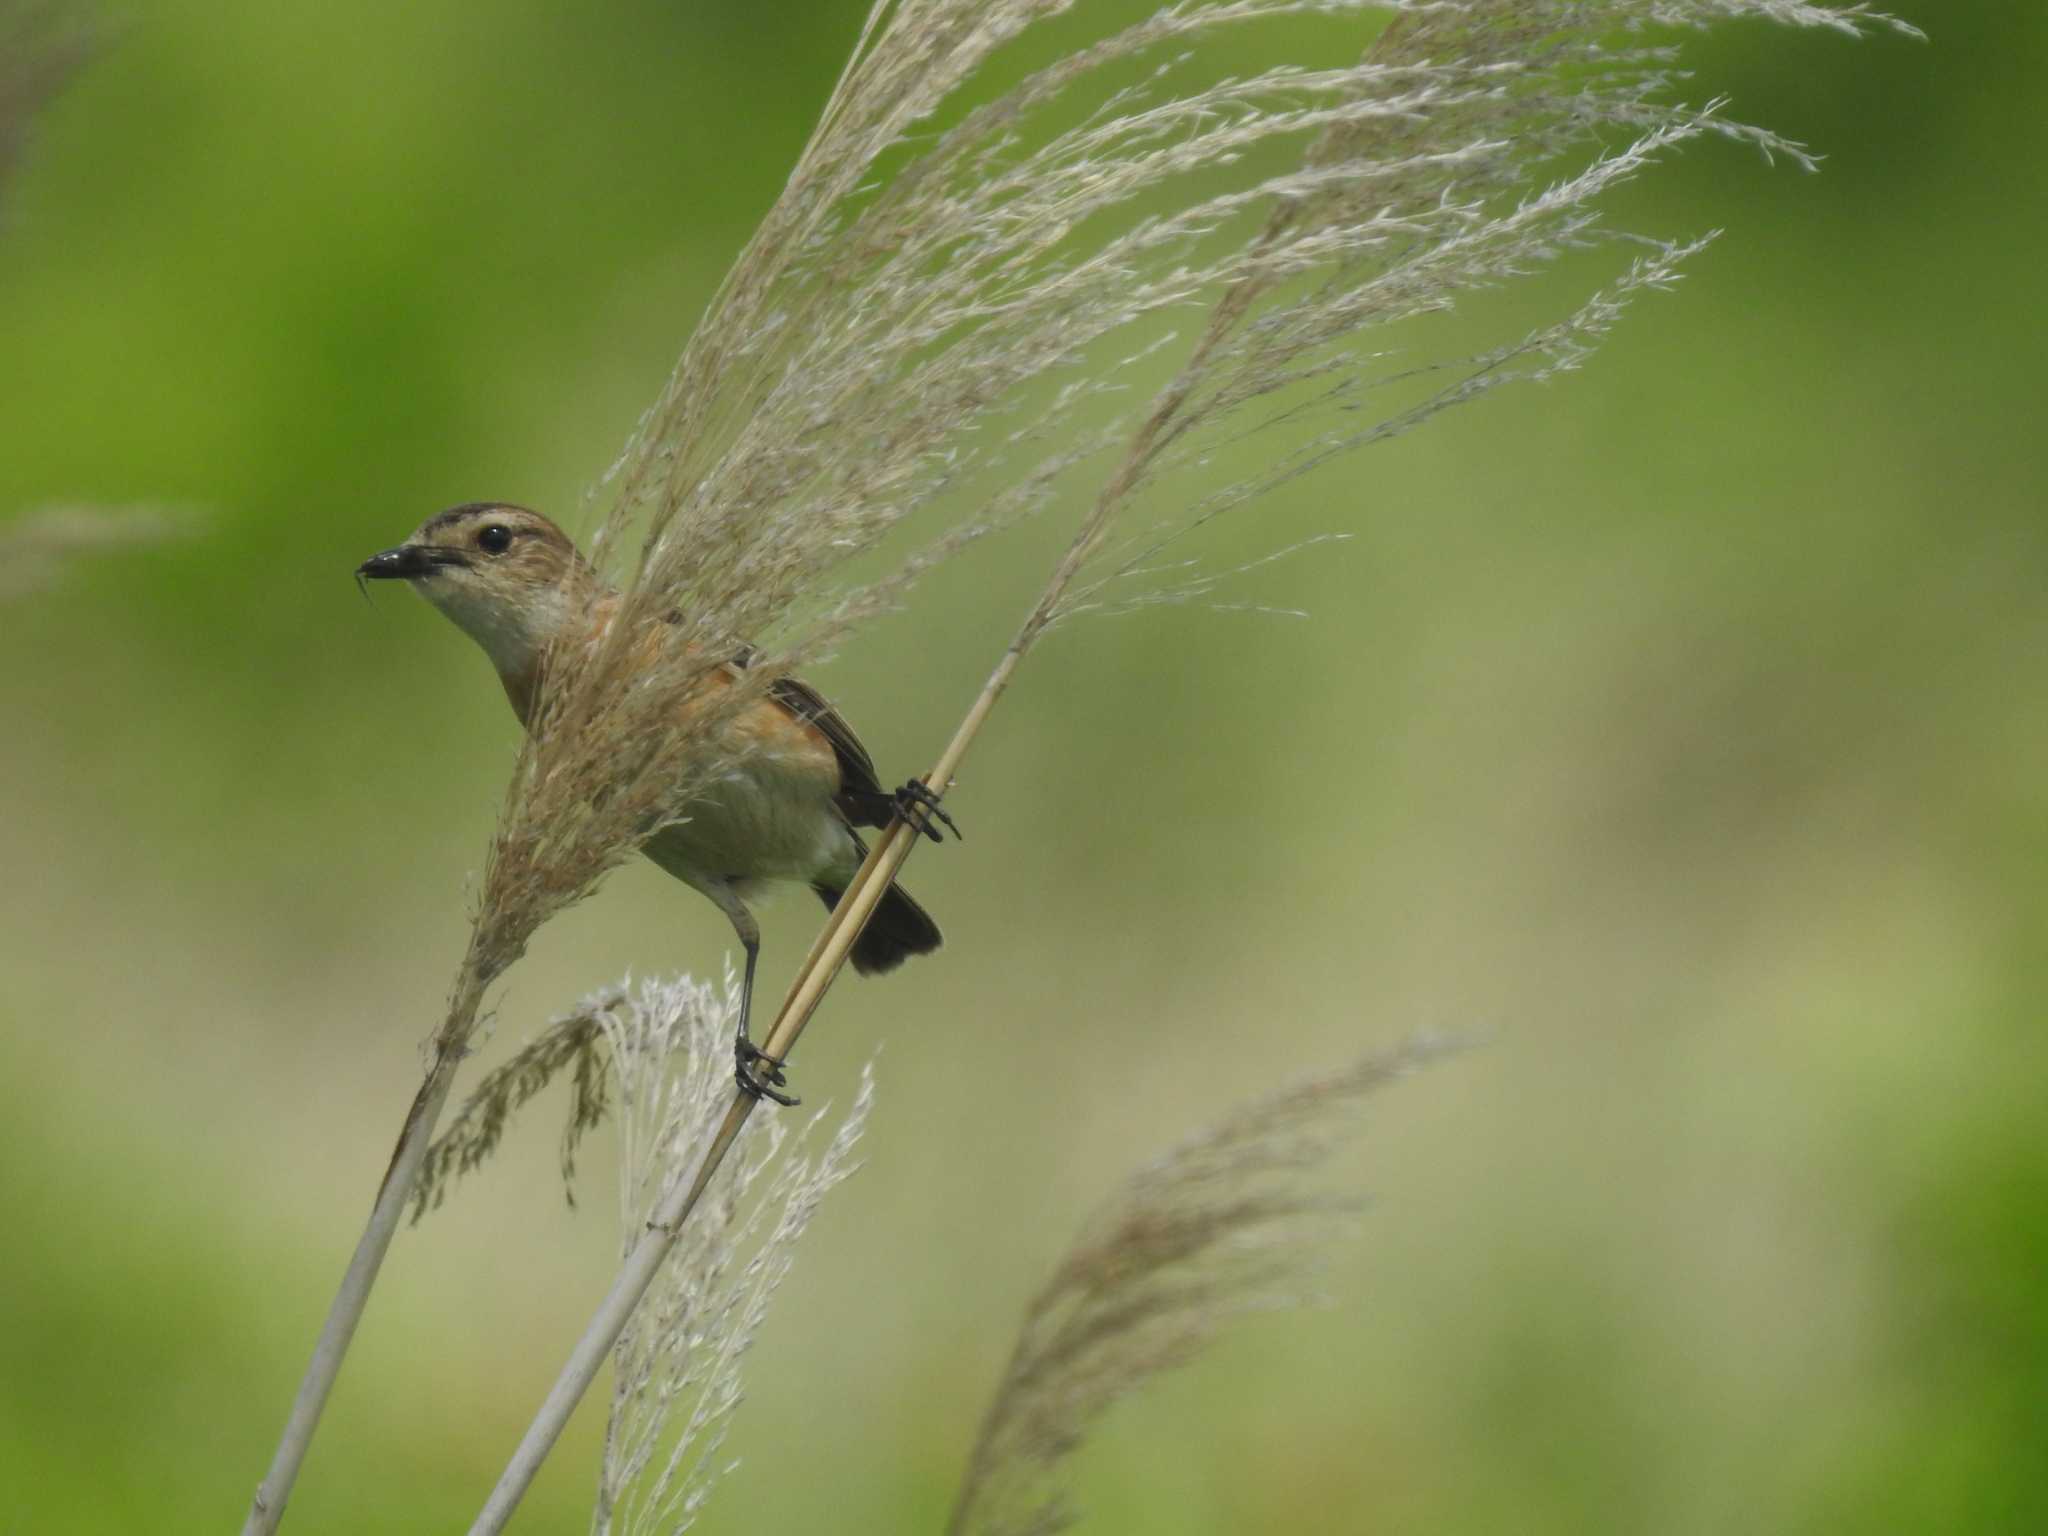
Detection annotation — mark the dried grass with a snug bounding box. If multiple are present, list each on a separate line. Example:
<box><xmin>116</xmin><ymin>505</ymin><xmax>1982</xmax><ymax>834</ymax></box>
<box><xmin>588</xmin><ymin>976</ymin><xmax>874</xmax><ymax>1536</ymax></box>
<box><xmin>409</xmin><ymin>1001</ymin><xmax>611</xmax><ymax>1222</ymax></box>
<box><xmin>948</xmin><ymin>1036</ymin><xmax>1462</xmax><ymax>1536</ymax></box>
<box><xmin>402</xmin><ymin>974</ymin><xmax>875</xmax><ymax>1535</ymax></box>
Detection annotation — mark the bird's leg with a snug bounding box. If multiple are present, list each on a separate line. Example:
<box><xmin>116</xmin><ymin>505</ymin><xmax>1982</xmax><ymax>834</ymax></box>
<box><xmin>891</xmin><ymin>778</ymin><xmax>962</xmax><ymax>843</ymax></box>
<box><xmin>724</xmin><ymin>902</ymin><xmax>798</xmax><ymax>1107</ymax></box>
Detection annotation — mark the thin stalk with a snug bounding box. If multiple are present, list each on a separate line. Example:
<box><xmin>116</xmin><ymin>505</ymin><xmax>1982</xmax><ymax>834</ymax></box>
<box><xmin>241</xmin><ymin>1036</ymin><xmax>469</xmax><ymax>1535</ymax></box>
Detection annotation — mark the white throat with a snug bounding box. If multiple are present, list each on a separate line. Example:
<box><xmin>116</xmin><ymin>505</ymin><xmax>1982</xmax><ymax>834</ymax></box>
<box><xmin>417</xmin><ymin>578</ymin><xmax>578</xmax><ymax>679</ymax></box>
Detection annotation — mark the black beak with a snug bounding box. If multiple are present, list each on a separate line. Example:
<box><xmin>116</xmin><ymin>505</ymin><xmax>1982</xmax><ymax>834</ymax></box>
<box><xmin>356</xmin><ymin>544</ymin><xmax>456</xmax><ymax>582</ymax></box>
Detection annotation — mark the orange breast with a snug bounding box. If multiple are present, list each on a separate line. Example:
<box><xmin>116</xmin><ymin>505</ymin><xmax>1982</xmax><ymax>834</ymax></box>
<box><xmin>496</xmin><ymin>619</ymin><xmax>840</xmax><ymax>792</ymax></box>
<box><xmin>701</xmin><ymin>672</ymin><xmax>841</xmax><ymax>787</ymax></box>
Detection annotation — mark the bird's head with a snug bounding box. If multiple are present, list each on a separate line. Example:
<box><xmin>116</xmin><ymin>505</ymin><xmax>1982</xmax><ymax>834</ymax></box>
<box><xmin>356</xmin><ymin>503</ymin><xmax>602</xmax><ymax>678</ymax></box>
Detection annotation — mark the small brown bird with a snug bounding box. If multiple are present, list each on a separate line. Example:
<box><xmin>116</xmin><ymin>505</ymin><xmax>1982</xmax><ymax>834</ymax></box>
<box><xmin>356</xmin><ymin>502</ymin><xmax>952</xmax><ymax>1103</ymax></box>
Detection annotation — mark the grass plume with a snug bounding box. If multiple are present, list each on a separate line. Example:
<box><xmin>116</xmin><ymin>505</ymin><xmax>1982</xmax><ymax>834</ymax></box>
<box><xmin>948</xmin><ymin>1036</ymin><xmax>1462</xmax><ymax>1536</ymax></box>
<box><xmin>410</xmin><ymin>998</ymin><xmax>613</xmax><ymax>1222</ymax></box>
<box><xmin>403</xmin><ymin>973</ymin><xmax>876</xmax><ymax>1533</ymax></box>
<box><xmin>590</xmin><ymin>977</ymin><xmax>875</xmax><ymax>1536</ymax></box>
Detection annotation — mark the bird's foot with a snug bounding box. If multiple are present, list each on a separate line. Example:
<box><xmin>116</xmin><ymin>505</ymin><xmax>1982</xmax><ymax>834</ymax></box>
<box><xmin>735</xmin><ymin>1038</ymin><xmax>800</xmax><ymax>1107</ymax></box>
<box><xmin>892</xmin><ymin>779</ymin><xmax>961</xmax><ymax>843</ymax></box>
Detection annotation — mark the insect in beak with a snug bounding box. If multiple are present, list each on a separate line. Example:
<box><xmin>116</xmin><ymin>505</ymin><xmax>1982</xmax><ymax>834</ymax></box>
<box><xmin>354</xmin><ymin>544</ymin><xmax>470</xmax><ymax>597</ymax></box>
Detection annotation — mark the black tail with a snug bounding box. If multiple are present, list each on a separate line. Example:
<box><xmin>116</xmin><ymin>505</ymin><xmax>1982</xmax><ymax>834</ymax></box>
<box><xmin>813</xmin><ymin>878</ymin><xmax>942</xmax><ymax>976</ymax></box>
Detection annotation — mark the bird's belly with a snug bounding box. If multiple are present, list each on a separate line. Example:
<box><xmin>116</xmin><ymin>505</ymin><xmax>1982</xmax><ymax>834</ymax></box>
<box><xmin>643</xmin><ymin>759</ymin><xmax>850</xmax><ymax>890</ymax></box>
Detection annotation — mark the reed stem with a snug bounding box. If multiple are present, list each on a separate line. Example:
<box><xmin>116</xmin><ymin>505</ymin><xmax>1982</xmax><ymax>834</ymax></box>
<box><xmin>241</xmin><ymin>1041</ymin><xmax>467</xmax><ymax>1536</ymax></box>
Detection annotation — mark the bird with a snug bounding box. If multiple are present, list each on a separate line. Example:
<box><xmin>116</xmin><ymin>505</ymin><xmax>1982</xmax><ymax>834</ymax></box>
<box><xmin>356</xmin><ymin>501</ymin><xmax>953</xmax><ymax>1104</ymax></box>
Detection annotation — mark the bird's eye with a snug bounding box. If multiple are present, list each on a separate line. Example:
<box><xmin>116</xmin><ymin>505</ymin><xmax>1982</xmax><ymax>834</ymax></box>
<box><xmin>476</xmin><ymin>524</ymin><xmax>514</xmax><ymax>555</ymax></box>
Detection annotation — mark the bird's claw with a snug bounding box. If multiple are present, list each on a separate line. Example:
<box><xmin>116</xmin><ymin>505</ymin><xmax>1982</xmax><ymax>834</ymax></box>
<box><xmin>735</xmin><ymin>1039</ymin><xmax>799</xmax><ymax>1107</ymax></box>
<box><xmin>893</xmin><ymin>779</ymin><xmax>961</xmax><ymax>843</ymax></box>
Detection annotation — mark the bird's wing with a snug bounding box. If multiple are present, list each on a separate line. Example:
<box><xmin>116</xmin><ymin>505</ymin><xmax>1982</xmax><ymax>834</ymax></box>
<box><xmin>726</xmin><ymin>645</ymin><xmax>885</xmax><ymax>810</ymax></box>
<box><xmin>767</xmin><ymin>674</ymin><xmax>882</xmax><ymax>800</ymax></box>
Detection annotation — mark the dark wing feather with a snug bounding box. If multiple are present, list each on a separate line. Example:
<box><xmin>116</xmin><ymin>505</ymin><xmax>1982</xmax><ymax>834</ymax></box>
<box><xmin>727</xmin><ymin>645</ymin><xmax>887</xmax><ymax>820</ymax></box>
<box><xmin>768</xmin><ymin>674</ymin><xmax>881</xmax><ymax>798</ymax></box>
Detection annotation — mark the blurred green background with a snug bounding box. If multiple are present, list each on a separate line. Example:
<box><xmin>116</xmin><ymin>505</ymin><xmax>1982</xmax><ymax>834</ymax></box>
<box><xmin>2</xmin><ymin>1</ymin><xmax>2042</xmax><ymax>1531</ymax></box>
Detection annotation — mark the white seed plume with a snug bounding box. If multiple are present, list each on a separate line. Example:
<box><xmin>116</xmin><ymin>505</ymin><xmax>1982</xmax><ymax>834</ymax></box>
<box><xmin>590</xmin><ymin>974</ymin><xmax>875</xmax><ymax>1536</ymax></box>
